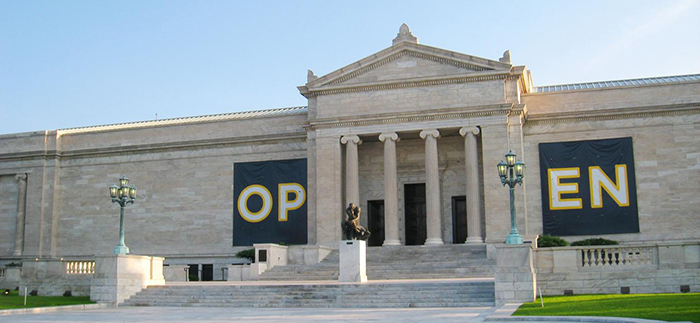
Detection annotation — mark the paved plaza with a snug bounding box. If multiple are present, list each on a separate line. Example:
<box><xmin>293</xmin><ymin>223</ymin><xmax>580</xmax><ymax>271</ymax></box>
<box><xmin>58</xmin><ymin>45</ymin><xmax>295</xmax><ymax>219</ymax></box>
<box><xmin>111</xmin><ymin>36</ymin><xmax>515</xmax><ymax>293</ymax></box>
<box><xmin>2</xmin><ymin>306</ymin><xmax>498</xmax><ymax>323</ymax></box>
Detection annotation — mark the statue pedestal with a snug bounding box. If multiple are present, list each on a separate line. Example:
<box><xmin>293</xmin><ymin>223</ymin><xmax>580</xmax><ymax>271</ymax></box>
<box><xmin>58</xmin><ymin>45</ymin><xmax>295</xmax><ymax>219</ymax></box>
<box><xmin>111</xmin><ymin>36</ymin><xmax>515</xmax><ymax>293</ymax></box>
<box><xmin>339</xmin><ymin>240</ymin><xmax>367</xmax><ymax>283</ymax></box>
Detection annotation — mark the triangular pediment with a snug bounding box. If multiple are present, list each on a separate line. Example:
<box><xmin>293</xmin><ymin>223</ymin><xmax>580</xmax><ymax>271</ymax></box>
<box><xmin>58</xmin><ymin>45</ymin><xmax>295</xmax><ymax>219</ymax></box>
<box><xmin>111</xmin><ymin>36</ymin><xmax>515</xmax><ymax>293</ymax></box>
<box><xmin>305</xmin><ymin>42</ymin><xmax>513</xmax><ymax>90</ymax></box>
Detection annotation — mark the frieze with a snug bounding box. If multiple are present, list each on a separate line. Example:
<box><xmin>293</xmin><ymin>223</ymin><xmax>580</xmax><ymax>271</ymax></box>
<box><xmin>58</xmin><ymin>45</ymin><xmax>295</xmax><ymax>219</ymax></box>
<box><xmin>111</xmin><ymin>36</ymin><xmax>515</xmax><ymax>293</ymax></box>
<box><xmin>525</xmin><ymin>103</ymin><xmax>700</xmax><ymax>125</ymax></box>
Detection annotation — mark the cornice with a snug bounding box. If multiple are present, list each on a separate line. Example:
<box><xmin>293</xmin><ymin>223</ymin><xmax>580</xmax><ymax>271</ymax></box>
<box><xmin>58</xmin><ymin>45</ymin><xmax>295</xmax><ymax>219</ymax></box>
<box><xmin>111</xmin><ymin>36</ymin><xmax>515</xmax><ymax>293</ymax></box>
<box><xmin>525</xmin><ymin>102</ymin><xmax>700</xmax><ymax>125</ymax></box>
<box><xmin>303</xmin><ymin>72</ymin><xmax>513</xmax><ymax>98</ymax></box>
<box><xmin>0</xmin><ymin>132</ymin><xmax>307</xmax><ymax>162</ymax></box>
<box><xmin>305</xmin><ymin>104</ymin><xmax>514</xmax><ymax>130</ymax></box>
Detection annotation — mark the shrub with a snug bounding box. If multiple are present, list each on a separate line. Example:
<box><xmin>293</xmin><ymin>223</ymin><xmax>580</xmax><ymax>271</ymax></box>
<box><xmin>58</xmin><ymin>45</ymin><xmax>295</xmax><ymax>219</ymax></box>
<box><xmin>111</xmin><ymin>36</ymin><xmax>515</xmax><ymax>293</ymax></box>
<box><xmin>537</xmin><ymin>235</ymin><xmax>569</xmax><ymax>247</ymax></box>
<box><xmin>570</xmin><ymin>238</ymin><xmax>619</xmax><ymax>246</ymax></box>
<box><xmin>235</xmin><ymin>248</ymin><xmax>255</xmax><ymax>262</ymax></box>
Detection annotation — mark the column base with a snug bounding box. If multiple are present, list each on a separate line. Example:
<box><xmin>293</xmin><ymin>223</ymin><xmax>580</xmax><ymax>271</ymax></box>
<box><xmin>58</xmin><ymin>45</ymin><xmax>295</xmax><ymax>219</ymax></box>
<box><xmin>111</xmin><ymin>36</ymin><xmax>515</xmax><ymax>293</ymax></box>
<box><xmin>505</xmin><ymin>233</ymin><xmax>523</xmax><ymax>245</ymax></box>
<box><xmin>465</xmin><ymin>236</ymin><xmax>485</xmax><ymax>244</ymax></box>
<box><xmin>113</xmin><ymin>245</ymin><xmax>130</xmax><ymax>255</ymax></box>
<box><xmin>382</xmin><ymin>239</ymin><xmax>401</xmax><ymax>246</ymax></box>
<box><xmin>424</xmin><ymin>238</ymin><xmax>444</xmax><ymax>246</ymax></box>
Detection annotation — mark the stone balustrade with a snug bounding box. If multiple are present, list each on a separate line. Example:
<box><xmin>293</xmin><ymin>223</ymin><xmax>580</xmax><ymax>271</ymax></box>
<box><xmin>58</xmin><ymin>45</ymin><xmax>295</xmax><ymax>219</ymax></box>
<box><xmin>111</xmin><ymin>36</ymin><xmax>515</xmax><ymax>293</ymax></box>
<box><xmin>66</xmin><ymin>261</ymin><xmax>96</xmax><ymax>275</ymax></box>
<box><xmin>0</xmin><ymin>268</ymin><xmax>4</xmax><ymax>278</ymax></box>
<box><xmin>580</xmin><ymin>246</ymin><xmax>655</xmax><ymax>268</ymax></box>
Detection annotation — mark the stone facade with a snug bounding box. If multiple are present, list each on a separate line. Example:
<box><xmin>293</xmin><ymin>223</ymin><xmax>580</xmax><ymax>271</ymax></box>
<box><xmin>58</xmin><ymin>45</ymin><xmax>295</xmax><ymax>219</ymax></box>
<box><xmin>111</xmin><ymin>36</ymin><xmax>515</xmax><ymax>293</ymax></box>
<box><xmin>0</xmin><ymin>25</ymin><xmax>699</xmax><ymax>292</ymax></box>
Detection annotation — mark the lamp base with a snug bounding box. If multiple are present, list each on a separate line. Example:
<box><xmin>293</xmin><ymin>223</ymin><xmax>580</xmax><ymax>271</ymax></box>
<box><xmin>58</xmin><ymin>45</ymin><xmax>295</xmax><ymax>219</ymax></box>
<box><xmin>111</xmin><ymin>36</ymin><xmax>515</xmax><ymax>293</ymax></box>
<box><xmin>113</xmin><ymin>245</ymin><xmax>130</xmax><ymax>255</ymax></box>
<box><xmin>505</xmin><ymin>233</ymin><xmax>523</xmax><ymax>245</ymax></box>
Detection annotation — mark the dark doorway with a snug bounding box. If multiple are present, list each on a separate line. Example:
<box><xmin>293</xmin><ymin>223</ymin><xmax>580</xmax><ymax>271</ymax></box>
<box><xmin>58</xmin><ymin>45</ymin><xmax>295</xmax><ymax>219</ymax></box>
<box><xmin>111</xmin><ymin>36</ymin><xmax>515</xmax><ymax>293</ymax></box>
<box><xmin>367</xmin><ymin>200</ymin><xmax>385</xmax><ymax>247</ymax></box>
<box><xmin>187</xmin><ymin>264</ymin><xmax>199</xmax><ymax>281</ymax></box>
<box><xmin>452</xmin><ymin>196</ymin><xmax>467</xmax><ymax>243</ymax></box>
<box><xmin>404</xmin><ymin>183</ymin><xmax>427</xmax><ymax>245</ymax></box>
<box><xmin>201</xmin><ymin>264</ymin><xmax>213</xmax><ymax>281</ymax></box>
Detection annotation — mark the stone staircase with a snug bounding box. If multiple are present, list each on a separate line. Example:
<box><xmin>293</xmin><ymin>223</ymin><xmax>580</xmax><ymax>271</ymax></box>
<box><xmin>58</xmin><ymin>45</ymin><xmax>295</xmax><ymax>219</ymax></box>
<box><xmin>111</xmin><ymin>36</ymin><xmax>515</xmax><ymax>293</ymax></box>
<box><xmin>124</xmin><ymin>279</ymin><xmax>495</xmax><ymax>308</ymax></box>
<box><xmin>259</xmin><ymin>244</ymin><xmax>494</xmax><ymax>281</ymax></box>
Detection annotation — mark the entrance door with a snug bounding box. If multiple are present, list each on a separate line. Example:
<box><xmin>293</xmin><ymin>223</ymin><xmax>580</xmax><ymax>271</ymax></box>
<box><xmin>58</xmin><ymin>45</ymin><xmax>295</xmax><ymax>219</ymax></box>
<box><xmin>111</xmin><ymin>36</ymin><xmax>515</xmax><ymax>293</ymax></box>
<box><xmin>404</xmin><ymin>184</ymin><xmax>427</xmax><ymax>245</ymax></box>
<box><xmin>367</xmin><ymin>200</ymin><xmax>385</xmax><ymax>247</ymax></box>
<box><xmin>452</xmin><ymin>196</ymin><xmax>467</xmax><ymax>243</ymax></box>
<box><xmin>201</xmin><ymin>264</ymin><xmax>213</xmax><ymax>281</ymax></box>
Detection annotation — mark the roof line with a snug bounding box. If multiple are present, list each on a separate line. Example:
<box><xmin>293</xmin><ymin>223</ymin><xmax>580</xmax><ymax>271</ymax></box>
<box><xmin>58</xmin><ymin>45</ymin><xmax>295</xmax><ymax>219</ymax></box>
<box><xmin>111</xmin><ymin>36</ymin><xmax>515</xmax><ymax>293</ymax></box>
<box><xmin>535</xmin><ymin>73</ymin><xmax>700</xmax><ymax>93</ymax></box>
<box><xmin>58</xmin><ymin>106</ymin><xmax>308</xmax><ymax>135</ymax></box>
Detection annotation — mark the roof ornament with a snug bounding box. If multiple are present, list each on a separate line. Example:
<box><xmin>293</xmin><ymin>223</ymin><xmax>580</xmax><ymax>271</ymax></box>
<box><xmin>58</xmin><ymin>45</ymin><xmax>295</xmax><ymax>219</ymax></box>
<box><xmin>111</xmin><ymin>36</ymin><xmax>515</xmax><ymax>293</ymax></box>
<box><xmin>392</xmin><ymin>23</ymin><xmax>418</xmax><ymax>45</ymax></box>
<box><xmin>307</xmin><ymin>69</ymin><xmax>318</xmax><ymax>83</ymax></box>
<box><xmin>499</xmin><ymin>50</ymin><xmax>512</xmax><ymax>64</ymax></box>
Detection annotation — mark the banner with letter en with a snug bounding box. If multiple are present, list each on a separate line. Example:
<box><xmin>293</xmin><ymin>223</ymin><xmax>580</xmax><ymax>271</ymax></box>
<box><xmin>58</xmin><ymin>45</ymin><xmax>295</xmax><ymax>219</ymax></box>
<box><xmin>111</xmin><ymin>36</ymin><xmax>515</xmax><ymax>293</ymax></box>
<box><xmin>233</xmin><ymin>158</ymin><xmax>307</xmax><ymax>246</ymax></box>
<box><xmin>539</xmin><ymin>137</ymin><xmax>639</xmax><ymax>236</ymax></box>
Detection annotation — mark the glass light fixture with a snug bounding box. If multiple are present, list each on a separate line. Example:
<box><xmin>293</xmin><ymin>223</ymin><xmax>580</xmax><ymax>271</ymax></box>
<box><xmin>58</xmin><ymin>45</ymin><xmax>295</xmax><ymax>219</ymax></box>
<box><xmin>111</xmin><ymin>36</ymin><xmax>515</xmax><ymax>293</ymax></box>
<box><xmin>497</xmin><ymin>160</ymin><xmax>508</xmax><ymax>178</ymax></box>
<box><xmin>119</xmin><ymin>175</ymin><xmax>129</xmax><ymax>188</ymax></box>
<box><xmin>129</xmin><ymin>185</ymin><xmax>137</xmax><ymax>199</ymax></box>
<box><xmin>109</xmin><ymin>184</ymin><xmax>118</xmax><ymax>198</ymax></box>
<box><xmin>505</xmin><ymin>151</ymin><xmax>516</xmax><ymax>166</ymax></box>
<box><xmin>515</xmin><ymin>160</ymin><xmax>525</xmax><ymax>177</ymax></box>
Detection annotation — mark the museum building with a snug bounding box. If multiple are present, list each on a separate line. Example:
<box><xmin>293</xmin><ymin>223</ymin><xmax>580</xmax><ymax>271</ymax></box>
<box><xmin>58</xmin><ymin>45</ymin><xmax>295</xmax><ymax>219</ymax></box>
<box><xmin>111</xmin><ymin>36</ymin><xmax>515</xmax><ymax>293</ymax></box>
<box><xmin>1</xmin><ymin>25</ymin><xmax>699</xmax><ymax>296</ymax></box>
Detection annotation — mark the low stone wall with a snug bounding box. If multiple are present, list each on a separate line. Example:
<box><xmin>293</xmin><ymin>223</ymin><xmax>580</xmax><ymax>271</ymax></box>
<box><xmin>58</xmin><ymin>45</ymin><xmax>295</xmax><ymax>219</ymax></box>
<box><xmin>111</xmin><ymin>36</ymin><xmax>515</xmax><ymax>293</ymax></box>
<box><xmin>494</xmin><ymin>244</ymin><xmax>536</xmax><ymax>305</ymax></box>
<box><xmin>19</xmin><ymin>259</ymin><xmax>94</xmax><ymax>296</ymax></box>
<box><xmin>0</xmin><ymin>267</ymin><xmax>20</xmax><ymax>290</ymax></box>
<box><xmin>535</xmin><ymin>241</ymin><xmax>700</xmax><ymax>295</ymax></box>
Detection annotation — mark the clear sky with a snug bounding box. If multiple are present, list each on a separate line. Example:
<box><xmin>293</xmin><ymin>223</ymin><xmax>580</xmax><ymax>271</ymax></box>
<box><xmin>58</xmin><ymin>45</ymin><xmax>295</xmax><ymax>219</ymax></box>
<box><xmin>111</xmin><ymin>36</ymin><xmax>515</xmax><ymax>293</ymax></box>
<box><xmin>1</xmin><ymin>0</ymin><xmax>699</xmax><ymax>135</ymax></box>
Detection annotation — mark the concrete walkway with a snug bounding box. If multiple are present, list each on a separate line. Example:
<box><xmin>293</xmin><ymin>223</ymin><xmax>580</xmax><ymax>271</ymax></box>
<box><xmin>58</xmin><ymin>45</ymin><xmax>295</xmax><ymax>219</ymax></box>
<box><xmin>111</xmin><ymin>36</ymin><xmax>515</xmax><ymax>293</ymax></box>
<box><xmin>0</xmin><ymin>306</ymin><xmax>495</xmax><ymax>323</ymax></box>
<box><xmin>0</xmin><ymin>305</ymin><xmax>675</xmax><ymax>323</ymax></box>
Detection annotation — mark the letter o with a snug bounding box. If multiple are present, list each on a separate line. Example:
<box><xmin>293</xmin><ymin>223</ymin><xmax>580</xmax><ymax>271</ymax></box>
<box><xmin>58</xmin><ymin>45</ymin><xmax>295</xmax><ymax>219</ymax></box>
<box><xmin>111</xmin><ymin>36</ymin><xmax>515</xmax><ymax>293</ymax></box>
<box><xmin>237</xmin><ymin>185</ymin><xmax>272</xmax><ymax>223</ymax></box>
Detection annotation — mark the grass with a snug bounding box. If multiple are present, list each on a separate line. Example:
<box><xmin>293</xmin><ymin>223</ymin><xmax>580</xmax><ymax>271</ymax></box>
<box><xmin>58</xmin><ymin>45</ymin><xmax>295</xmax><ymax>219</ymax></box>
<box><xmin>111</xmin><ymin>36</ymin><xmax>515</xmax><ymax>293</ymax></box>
<box><xmin>0</xmin><ymin>290</ymin><xmax>95</xmax><ymax>310</ymax></box>
<box><xmin>514</xmin><ymin>293</ymin><xmax>700</xmax><ymax>323</ymax></box>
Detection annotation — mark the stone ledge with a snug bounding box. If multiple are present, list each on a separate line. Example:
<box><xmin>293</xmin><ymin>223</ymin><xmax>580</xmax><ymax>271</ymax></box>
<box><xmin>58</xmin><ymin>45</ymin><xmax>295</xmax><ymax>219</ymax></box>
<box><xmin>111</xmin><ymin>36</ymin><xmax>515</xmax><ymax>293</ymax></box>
<box><xmin>0</xmin><ymin>303</ymin><xmax>112</xmax><ymax>316</ymax></box>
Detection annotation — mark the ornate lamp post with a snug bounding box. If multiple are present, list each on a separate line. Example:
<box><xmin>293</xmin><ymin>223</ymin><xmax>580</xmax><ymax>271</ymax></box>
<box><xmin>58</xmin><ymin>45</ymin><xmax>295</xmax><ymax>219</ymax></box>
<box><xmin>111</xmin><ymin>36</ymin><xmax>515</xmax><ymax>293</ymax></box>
<box><xmin>497</xmin><ymin>151</ymin><xmax>525</xmax><ymax>244</ymax></box>
<box><xmin>109</xmin><ymin>175</ymin><xmax>137</xmax><ymax>255</ymax></box>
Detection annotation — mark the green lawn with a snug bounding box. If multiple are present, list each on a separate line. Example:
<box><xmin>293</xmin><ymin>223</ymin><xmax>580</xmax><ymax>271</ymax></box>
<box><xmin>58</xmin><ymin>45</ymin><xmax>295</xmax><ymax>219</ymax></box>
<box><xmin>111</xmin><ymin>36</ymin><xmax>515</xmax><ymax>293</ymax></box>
<box><xmin>514</xmin><ymin>293</ymin><xmax>700</xmax><ymax>323</ymax></box>
<box><xmin>0</xmin><ymin>290</ymin><xmax>94</xmax><ymax>310</ymax></box>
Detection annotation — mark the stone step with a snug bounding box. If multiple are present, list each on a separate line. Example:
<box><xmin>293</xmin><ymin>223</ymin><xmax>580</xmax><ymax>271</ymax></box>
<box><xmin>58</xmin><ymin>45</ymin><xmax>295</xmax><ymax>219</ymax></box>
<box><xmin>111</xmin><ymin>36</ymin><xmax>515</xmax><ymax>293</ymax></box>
<box><xmin>123</xmin><ymin>280</ymin><xmax>495</xmax><ymax>308</ymax></box>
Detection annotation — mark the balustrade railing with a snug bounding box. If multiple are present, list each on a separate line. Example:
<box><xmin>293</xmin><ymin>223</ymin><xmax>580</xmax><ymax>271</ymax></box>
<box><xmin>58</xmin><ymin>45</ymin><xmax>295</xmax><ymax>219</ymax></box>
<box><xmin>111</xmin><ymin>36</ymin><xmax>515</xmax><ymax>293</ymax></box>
<box><xmin>0</xmin><ymin>268</ymin><xmax>5</xmax><ymax>278</ymax></box>
<box><xmin>580</xmin><ymin>246</ymin><xmax>655</xmax><ymax>267</ymax></box>
<box><xmin>65</xmin><ymin>261</ymin><xmax>95</xmax><ymax>275</ymax></box>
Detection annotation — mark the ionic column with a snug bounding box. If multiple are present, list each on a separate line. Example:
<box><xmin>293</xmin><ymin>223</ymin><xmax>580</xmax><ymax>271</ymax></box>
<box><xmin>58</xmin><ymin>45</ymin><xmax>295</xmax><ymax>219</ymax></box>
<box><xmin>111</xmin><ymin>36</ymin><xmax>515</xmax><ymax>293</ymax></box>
<box><xmin>420</xmin><ymin>129</ymin><xmax>444</xmax><ymax>246</ymax></box>
<box><xmin>379</xmin><ymin>132</ymin><xmax>401</xmax><ymax>246</ymax></box>
<box><xmin>460</xmin><ymin>127</ymin><xmax>484</xmax><ymax>244</ymax></box>
<box><xmin>341</xmin><ymin>135</ymin><xmax>362</xmax><ymax>206</ymax></box>
<box><xmin>13</xmin><ymin>173</ymin><xmax>27</xmax><ymax>256</ymax></box>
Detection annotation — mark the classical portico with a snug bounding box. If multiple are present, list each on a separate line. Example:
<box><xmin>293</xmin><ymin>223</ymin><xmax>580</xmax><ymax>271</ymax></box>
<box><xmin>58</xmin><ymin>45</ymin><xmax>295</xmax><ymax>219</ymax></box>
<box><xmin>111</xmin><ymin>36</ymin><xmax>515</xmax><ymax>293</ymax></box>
<box><xmin>299</xmin><ymin>24</ymin><xmax>527</xmax><ymax>247</ymax></box>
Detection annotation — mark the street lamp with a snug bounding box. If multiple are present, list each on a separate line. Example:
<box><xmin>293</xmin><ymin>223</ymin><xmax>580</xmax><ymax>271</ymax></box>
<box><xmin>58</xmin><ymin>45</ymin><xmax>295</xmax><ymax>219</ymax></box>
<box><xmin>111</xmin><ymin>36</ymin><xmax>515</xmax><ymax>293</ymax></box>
<box><xmin>109</xmin><ymin>175</ymin><xmax>137</xmax><ymax>254</ymax></box>
<box><xmin>497</xmin><ymin>151</ymin><xmax>525</xmax><ymax>244</ymax></box>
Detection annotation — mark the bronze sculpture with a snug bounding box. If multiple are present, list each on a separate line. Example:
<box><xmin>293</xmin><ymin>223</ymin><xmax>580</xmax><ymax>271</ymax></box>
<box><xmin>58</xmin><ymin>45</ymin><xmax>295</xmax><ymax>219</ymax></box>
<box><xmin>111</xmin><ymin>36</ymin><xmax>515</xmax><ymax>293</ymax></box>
<box><xmin>341</xmin><ymin>203</ymin><xmax>371</xmax><ymax>240</ymax></box>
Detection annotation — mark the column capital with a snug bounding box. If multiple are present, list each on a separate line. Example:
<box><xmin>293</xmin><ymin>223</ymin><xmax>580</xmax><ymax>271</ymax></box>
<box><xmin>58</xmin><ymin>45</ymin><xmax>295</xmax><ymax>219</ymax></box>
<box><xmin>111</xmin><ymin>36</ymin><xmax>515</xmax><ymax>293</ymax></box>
<box><xmin>15</xmin><ymin>173</ymin><xmax>27</xmax><ymax>182</ymax></box>
<box><xmin>419</xmin><ymin>129</ymin><xmax>440</xmax><ymax>140</ymax></box>
<box><xmin>379</xmin><ymin>132</ymin><xmax>400</xmax><ymax>142</ymax></box>
<box><xmin>459</xmin><ymin>126</ymin><xmax>480</xmax><ymax>137</ymax></box>
<box><xmin>340</xmin><ymin>135</ymin><xmax>362</xmax><ymax>145</ymax></box>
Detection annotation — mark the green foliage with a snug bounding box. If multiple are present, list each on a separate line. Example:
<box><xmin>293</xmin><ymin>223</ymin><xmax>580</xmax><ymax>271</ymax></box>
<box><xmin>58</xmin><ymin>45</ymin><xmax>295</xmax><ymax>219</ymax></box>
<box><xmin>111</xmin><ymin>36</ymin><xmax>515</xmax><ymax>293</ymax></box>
<box><xmin>5</xmin><ymin>262</ymin><xmax>21</xmax><ymax>268</ymax></box>
<box><xmin>537</xmin><ymin>235</ymin><xmax>569</xmax><ymax>248</ymax></box>
<box><xmin>0</xmin><ymin>290</ymin><xmax>94</xmax><ymax>310</ymax></box>
<box><xmin>235</xmin><ymin>248</ymin><xmax>255</xmax><ymax>263</ymax></box>
<box><xmin>515</xmin><ymin>293</ymin><xmax>700</xmax><ymax>323</ymax></box>
<box><xmin>570</xmin><ymin>238</ymin><xmax>619</xmax><ymax>246</ymax></box>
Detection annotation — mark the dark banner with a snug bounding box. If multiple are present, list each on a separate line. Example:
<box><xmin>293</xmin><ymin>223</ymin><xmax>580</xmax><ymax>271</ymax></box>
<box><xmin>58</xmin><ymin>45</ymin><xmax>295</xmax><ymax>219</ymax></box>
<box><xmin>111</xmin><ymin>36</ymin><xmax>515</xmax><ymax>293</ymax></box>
<box><xmin>539</xmin><ymin>137</ymin><xmax>639</xmax><ymax>236</ymax></box>
<box><xmin>233</xmin><ymin>158</ymin><xmax>307</xmax><ymax>246</ymax></box>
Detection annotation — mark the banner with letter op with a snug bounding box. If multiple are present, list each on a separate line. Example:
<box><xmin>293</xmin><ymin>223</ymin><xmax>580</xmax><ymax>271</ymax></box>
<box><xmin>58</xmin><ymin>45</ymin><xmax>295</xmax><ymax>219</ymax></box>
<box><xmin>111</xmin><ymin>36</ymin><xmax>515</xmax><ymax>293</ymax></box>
<box><xmin>233</xmin><ymin>158</ymin><xmax>307</xmax><ymax>246</ymax></box>
<box><xmin>539</xmin><ymin>137</ymin><xmax>639</xmax><ymax>236</ymax></box>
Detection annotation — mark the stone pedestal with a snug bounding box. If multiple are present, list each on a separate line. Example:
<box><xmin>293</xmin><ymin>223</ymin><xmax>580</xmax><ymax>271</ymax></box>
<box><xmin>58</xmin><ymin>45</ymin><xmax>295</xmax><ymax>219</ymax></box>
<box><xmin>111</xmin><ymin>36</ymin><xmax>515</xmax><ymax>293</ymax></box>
<box><xmin>90</xmin><ymin>254</ymin><xmax>165</xmax><ymax>306</ymax></box>
<box><xmin>494</xmin><ymin>244</ymin><xmax>536</xmax><ymax>305</ymax></box>
<box><xmin>339</xmin><ymin>240</ymin><xmax>367</xmax><ymax>283</ymax></box>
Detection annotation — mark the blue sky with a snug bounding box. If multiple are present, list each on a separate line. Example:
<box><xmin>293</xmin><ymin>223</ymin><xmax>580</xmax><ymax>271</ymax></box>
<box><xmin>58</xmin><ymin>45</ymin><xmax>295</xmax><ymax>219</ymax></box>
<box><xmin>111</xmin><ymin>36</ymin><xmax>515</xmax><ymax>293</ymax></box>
<box><xmin>1</xmin><ymin>0</ymin><xmax>699</xmax><ymax>135</ymax></box>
